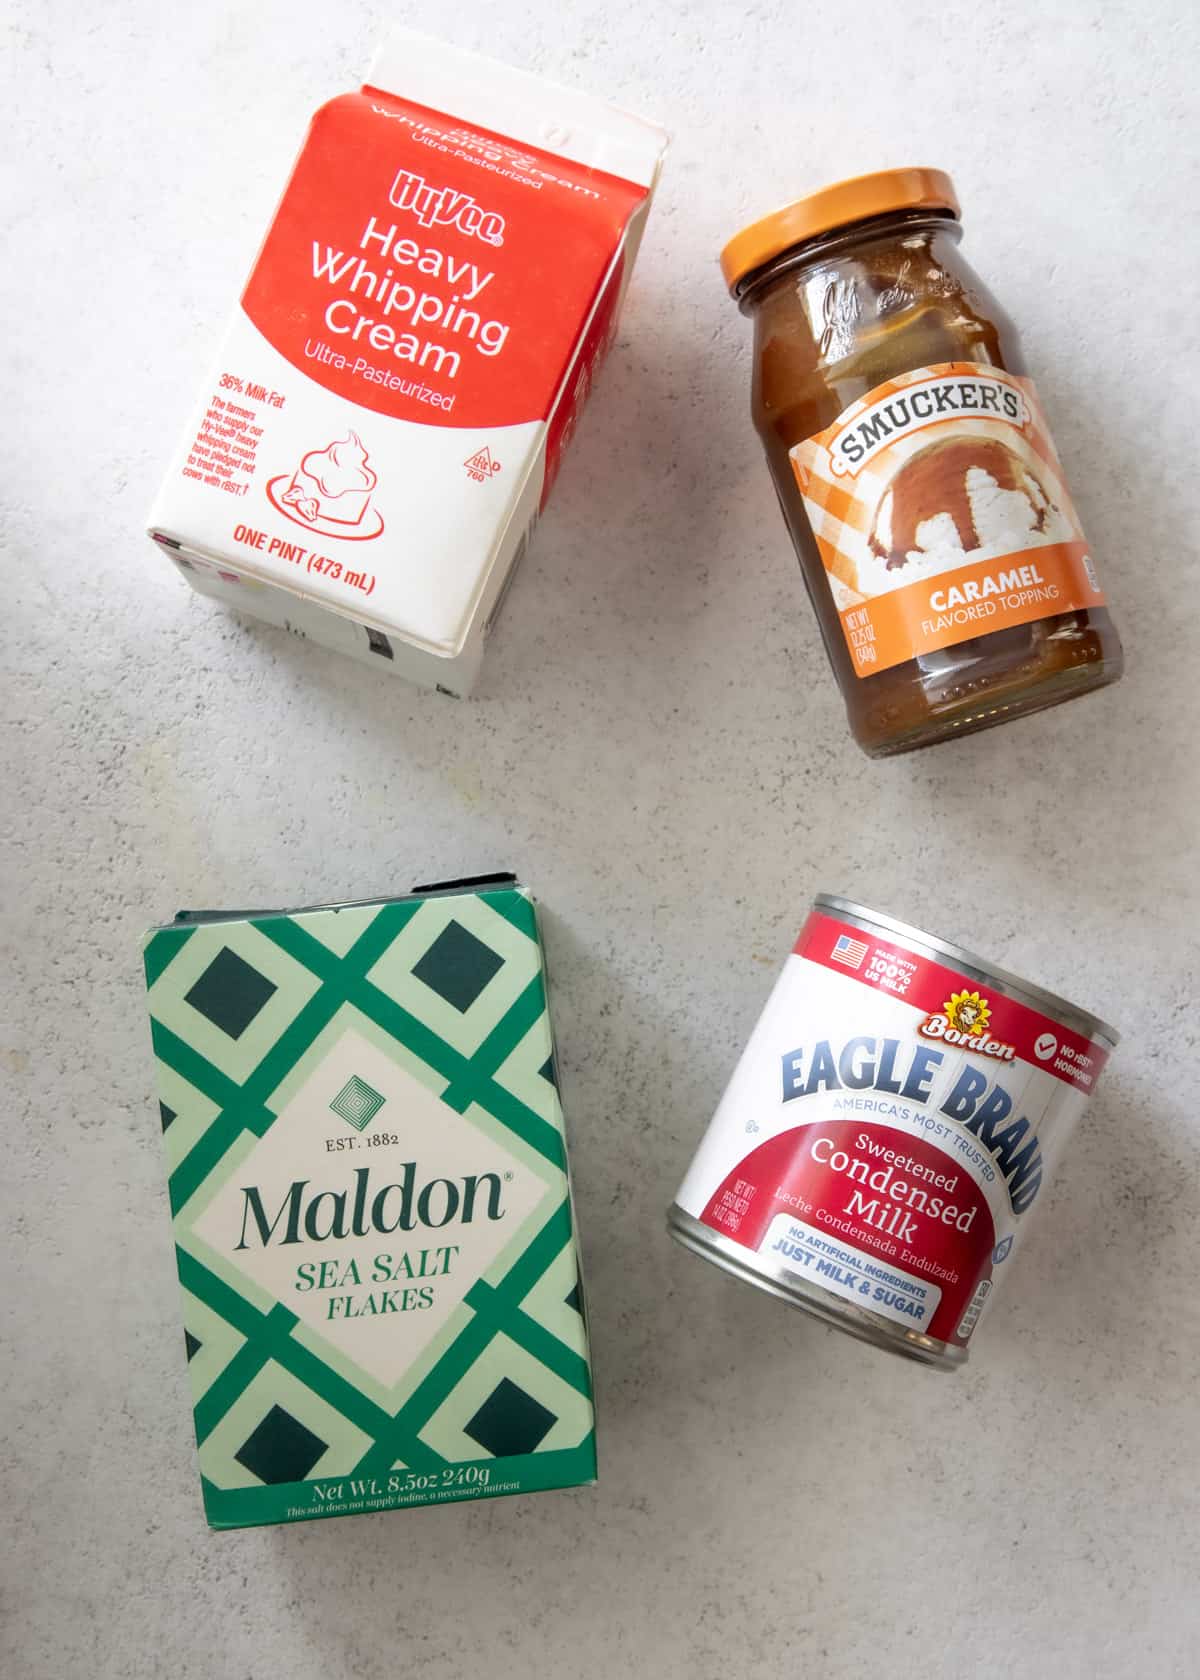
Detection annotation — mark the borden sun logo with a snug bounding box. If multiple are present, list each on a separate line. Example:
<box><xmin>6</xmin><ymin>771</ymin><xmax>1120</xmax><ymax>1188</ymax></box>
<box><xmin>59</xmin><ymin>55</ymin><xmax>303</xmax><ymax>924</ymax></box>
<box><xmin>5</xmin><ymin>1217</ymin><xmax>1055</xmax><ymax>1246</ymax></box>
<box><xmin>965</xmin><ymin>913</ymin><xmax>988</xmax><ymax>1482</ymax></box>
<box><xmin>944</xmin><ymin>989</ymin><xmax>990</xmax><ymax>1036</ymax></box>
<box><xmin>919</xmin><ymin>988</ymin><xmax>1016</xmax><ymax>1061</ymax></box>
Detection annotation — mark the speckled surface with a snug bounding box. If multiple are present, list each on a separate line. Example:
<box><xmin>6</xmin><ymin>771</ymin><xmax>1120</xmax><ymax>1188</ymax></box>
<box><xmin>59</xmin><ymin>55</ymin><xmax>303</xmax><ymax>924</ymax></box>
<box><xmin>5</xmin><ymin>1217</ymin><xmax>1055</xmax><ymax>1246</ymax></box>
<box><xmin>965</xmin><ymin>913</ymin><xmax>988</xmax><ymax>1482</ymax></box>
<box><xmin>4</xmin><ymin>2</ymin><xmax>1199</xmax><ymax>1675</ymax></box>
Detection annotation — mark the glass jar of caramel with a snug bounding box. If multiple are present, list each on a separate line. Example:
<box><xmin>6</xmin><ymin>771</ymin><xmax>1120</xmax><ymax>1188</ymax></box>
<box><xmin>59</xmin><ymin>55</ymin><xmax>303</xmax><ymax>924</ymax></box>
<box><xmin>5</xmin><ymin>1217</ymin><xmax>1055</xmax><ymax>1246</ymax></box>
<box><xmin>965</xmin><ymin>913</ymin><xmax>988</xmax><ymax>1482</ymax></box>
<box><xmin>724</xmin><ymin>168</ymin><xmax>1123</xmax><ymax>756</ymax></box>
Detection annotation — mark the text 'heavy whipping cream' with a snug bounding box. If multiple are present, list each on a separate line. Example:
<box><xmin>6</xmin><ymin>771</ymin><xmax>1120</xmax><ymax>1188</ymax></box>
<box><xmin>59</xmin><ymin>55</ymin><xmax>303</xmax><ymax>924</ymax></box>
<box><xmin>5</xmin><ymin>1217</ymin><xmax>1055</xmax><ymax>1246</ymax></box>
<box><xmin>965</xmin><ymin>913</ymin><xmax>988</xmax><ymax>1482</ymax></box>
<box><xmin>148</xmin><ymin>31</ymin><xmax>667</xmax><ymax>692</ymax></box>
<box><xmin>668</xmin><ymin>896</ymin><xmax>1118</xmax><ymax>1369</ymax></box>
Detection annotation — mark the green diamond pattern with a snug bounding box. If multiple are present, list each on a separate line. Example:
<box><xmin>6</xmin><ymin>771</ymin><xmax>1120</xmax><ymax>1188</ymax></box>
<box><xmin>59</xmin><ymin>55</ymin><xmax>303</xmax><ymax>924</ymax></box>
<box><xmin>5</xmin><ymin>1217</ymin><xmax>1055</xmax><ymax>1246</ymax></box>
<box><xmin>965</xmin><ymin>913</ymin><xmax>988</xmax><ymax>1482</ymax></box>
<box><xmin>465</xmin><ymin>1378</ymin><xmax>556</xmax><ymax>1457</ymax></box>
<box><xmin>185</xmin><ymin>945</ymin><xmax>277</xmax><ymax>1039</ymax></box>
<box><xmin>235</xmin><ymin>1405</ymin><xmax>328</xmax><ymax>1484</ymax></box>
<box><xmin>143</xmin><ymin>887</ymin><xmax>596</xmax><ymax>1529</ymax></box>
<box><xmin>329</xmin><ymin>1074</ymin><xmax>385</xmax><ymax>1131</ymax></box>
<box><xmin>412</xmin><ymin>918</ymin><xmax>504</xmax><ymax>1012</ymax></box>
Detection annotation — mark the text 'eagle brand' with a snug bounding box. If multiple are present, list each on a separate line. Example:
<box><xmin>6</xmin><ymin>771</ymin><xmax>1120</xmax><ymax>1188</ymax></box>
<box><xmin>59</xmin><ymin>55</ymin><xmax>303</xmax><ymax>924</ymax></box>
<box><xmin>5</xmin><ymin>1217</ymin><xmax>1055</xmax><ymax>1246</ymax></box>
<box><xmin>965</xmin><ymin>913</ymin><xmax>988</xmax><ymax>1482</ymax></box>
<box><xmin>780</xmin><ymin>1036</ymin><xmax>1043</xmax><ymax>1213</ymax></box>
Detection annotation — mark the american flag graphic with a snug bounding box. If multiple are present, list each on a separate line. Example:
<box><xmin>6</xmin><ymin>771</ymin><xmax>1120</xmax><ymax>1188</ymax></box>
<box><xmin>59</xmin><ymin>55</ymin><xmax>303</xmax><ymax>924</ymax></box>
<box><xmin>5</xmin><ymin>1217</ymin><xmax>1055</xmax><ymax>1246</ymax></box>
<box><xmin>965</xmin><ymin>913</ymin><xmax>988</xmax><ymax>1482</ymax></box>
<box><xmin>831</xmin><ymin>933</ymin><xmax>869</xmax><ymax>970</ymax></box>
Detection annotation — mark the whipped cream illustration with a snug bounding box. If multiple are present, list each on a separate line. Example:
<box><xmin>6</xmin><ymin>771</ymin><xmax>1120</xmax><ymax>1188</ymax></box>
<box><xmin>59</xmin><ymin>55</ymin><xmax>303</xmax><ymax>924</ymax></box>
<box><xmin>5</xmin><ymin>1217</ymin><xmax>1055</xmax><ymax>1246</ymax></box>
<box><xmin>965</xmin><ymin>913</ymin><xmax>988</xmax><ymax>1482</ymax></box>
<box><xmin>282</xmin><ymin>431</ymin><xmax>378</xmax><ymax>527</ymax></box>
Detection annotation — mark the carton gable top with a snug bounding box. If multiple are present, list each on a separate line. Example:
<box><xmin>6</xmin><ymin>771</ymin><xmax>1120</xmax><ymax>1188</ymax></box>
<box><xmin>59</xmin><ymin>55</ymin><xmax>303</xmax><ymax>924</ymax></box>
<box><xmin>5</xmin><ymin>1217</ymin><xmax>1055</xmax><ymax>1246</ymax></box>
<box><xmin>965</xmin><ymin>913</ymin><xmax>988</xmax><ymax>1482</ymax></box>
<box><xmin>366</xmin><ymin>28</ymin><xmax>668</xmax><ymax>189</ymax></box>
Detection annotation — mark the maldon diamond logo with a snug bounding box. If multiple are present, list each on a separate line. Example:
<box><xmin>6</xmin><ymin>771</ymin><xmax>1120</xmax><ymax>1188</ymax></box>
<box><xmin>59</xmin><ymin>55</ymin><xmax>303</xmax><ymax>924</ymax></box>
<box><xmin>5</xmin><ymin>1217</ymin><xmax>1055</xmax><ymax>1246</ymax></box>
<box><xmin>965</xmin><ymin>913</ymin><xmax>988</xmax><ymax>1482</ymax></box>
<box><xmin>330</xmin><ymin>1075</ymin><xmax>387</xmax><ymax>1131</ymax></box>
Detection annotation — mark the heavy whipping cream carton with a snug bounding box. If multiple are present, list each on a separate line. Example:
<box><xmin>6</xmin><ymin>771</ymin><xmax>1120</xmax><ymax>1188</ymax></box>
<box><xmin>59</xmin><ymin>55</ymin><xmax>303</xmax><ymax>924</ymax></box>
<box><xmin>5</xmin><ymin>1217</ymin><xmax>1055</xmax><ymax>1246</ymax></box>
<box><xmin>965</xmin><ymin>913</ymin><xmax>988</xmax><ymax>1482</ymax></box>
<box><xmin>143</xmin><ymin>878</ymin><xmax>596</xmax><ymax>1528</ymax></box>
<box><xmin>148</xmin><ymin>32</ymin><xmax>667</xmax><ymax>692</ymax></box>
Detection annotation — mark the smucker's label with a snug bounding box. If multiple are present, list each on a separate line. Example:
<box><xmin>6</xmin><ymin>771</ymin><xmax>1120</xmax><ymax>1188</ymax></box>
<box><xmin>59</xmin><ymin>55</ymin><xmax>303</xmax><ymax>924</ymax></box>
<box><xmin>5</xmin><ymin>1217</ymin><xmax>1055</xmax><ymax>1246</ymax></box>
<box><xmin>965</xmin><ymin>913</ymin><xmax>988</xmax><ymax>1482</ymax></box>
<box><xmin>788</xmin><ymin>363</ymin><xmax>1108</xmax><ymax>677</ymax></box>
<box><xmin>673</xmin><ymin>911</ymin><xmax>1110</xmax><ymax>1348</ymax></box>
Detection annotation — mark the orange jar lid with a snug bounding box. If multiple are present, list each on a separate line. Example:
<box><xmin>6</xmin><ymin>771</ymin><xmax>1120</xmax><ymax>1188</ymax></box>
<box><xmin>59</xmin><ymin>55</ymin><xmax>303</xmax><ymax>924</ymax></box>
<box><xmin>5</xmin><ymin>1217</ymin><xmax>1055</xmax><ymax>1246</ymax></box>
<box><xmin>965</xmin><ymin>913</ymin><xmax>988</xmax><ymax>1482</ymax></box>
<box><xmin>720</xmin><ymin>167</ymin><xmax>959</xmax><ymax>293</ymax></box>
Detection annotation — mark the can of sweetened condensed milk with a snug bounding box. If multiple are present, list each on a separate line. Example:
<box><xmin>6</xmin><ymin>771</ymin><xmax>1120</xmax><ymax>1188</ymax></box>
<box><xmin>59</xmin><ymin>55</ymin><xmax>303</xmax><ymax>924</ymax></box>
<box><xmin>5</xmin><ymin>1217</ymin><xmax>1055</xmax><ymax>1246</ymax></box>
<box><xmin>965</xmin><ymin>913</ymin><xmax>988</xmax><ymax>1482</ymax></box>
<box><xmin>667</xmin><ymin>895</ymin><xmax>1118</xmax><ymax>1368</ymax></box>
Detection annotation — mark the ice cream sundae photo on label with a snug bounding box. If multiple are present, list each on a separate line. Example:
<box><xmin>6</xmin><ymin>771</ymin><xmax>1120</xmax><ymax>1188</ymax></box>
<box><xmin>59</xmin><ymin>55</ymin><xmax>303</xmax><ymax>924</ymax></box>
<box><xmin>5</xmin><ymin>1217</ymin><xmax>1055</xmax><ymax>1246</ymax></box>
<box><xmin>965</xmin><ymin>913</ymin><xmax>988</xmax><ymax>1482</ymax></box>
<box><xmin>268</xmin><ymin>431</ymin><xmax>383</xmax><ymax>539</ymax></box>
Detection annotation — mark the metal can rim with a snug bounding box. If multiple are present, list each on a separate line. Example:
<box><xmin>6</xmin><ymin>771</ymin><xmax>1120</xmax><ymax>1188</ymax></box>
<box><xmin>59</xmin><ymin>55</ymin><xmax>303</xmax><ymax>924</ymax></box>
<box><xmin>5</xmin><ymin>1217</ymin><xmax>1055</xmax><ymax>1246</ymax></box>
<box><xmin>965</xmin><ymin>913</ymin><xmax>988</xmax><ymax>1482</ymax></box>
<box><xmin>667</xmin><ymin>1203</ymin><xmax>963</xmax><ymax>1370</ymax></box>
<box><xmin>814</xmin><ymin>894</ymin><xmax>1120</xmax><ymax>1049</ymax></box>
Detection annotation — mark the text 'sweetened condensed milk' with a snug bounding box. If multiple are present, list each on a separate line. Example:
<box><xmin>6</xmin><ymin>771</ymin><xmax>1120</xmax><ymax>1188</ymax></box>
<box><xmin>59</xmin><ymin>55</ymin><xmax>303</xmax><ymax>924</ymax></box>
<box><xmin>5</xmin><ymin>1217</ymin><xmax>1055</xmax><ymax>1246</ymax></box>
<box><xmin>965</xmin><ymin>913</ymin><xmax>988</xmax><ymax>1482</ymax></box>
<box><xmin>148</xmin><ymin>30</ymin><xmax>667</xmax><ymax>692</ymax></box>
<box><xmin>668</xmin><ymin>896</ymin><xmax>1118</xmax><ymax>1368</ymax></box>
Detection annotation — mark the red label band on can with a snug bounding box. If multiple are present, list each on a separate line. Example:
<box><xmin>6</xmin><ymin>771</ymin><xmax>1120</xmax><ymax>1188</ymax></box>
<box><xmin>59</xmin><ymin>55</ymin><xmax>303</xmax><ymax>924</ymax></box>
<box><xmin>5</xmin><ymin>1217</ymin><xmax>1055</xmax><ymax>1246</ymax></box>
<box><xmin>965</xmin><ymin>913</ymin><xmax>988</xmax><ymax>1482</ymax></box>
<box><xmin>667</xmin><ymin>895</ymin><xmax>1118</xmax><ymax>1369</ymax></box>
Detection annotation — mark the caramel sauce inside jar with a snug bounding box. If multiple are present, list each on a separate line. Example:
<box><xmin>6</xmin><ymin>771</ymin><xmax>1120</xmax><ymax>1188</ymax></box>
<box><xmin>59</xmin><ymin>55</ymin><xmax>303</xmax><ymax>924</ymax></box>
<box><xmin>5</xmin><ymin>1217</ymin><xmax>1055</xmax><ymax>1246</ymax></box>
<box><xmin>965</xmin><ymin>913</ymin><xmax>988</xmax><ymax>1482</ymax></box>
<box><xmin>740</xmin><ymin>211</ymin><xmax>1123</xmax><ymax>755</ymax></box>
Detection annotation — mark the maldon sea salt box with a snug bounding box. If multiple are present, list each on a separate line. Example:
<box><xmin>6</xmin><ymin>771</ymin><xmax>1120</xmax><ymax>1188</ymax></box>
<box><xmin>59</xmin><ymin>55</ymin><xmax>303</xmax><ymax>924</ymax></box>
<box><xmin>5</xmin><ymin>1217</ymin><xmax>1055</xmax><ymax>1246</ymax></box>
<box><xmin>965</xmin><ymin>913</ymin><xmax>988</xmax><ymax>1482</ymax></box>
<box><xmin>143</xmin><ymin>878</ymin><xmax>596</xmax><ymax>1529</ymax></box>
<box><xmin>147</xmin><ymin>31</ymin><xmax>667</xmax><ymax>692</ymax></box>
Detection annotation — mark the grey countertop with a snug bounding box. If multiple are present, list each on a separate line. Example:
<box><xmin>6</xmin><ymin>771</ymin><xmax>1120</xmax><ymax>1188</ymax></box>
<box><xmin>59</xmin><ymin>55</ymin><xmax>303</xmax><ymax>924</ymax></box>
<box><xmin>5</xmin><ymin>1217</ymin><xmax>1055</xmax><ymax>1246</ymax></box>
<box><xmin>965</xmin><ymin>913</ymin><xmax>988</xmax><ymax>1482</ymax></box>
<box><xmin>4</xmin><ymin>1</ymin><xmax>1198</xmax><ymax>1675</ymax></box>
